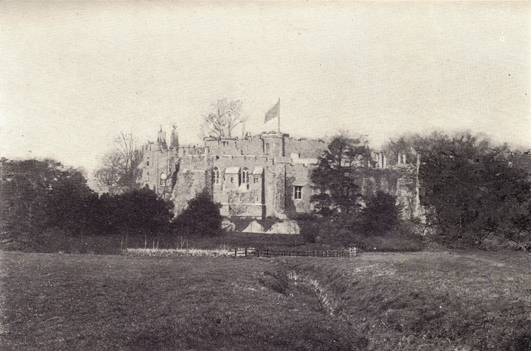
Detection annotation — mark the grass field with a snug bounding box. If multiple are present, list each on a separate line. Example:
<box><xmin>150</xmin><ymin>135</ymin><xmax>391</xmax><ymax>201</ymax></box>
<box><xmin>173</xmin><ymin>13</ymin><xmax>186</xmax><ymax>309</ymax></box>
<box><xmin>1</xmin><ymin>250</ymin><xmax>531</xmax><ymax>350</ymax></box>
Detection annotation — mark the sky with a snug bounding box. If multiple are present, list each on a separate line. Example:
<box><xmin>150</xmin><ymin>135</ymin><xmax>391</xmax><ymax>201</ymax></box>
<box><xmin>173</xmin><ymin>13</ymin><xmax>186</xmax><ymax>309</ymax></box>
<box><xmin>1</xmin><ymin>1</ymin><xmax>530</xmax><ymax>177</ymax></box>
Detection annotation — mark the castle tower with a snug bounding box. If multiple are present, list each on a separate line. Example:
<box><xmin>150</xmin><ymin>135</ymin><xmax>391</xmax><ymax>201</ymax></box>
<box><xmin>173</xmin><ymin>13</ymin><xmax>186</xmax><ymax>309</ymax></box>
<box><xmin>170</xmin><ymin>125</ymin><xmax>179</xmax><ymax>151</ymax></box>
<box><xmin>261</xmin><ymin>132</ymin><xmax>286</xmax><ymax>157</ymax></box>
<box><xmin>157</xmin><ymin>126</ymin><xmax>167</xmax><ymax>150</ymax></box>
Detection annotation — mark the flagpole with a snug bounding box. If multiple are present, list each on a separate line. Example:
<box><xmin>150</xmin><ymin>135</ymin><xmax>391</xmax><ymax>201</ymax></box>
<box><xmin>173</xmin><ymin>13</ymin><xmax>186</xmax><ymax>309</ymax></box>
<box><xmin>277</xmin><ymin>98</ymin><xmax>280</xmax><ymax>134</ymax></box>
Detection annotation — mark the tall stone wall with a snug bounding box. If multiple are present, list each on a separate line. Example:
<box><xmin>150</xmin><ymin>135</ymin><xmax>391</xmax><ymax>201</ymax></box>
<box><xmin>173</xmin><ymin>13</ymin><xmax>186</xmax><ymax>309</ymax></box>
<box><xmin>358</xmin><ymin>165</ymin><xmax>420</xmax><ymax>220</ymax></box>
<box><xmin>157</xmin><ymin>131</ymin><xmax>421</xmax><ymax>222</ymax></box>
<box><xmin>171</xmin><ymin>169</ymin><xmax>208</xmax><ymax>216</ymax></box>
<box><xmin>139</xmin><ymin>142</ymin><xmax>178</xmax><ymax>198</ymax></box>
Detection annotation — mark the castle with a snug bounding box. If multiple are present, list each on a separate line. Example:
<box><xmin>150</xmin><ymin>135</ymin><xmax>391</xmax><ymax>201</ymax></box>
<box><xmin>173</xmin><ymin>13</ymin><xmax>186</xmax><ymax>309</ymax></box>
<box><xmin>139</xmin><ymin>127</ymin><xmax>422</xmax><ymax>224</ymax></box>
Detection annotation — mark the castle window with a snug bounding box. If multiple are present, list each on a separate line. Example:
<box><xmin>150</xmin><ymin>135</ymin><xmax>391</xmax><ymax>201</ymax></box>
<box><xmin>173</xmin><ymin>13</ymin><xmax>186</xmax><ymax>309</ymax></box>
<box><xmin>213</xmin><ymin>167</ymin><xmax>220</xmax><ymax>184</ymax></box>
<box><xmin>254</xmin><ymin>176</ymin><xmax>259</xmax><ymax>184</ymax></box>
<box><xmin>241</xmin><ymin>168</ymin><xmax>250</xmax><ymax>184</ymax></box>
<box><xmin>147</xmin><ymin>161</ymin><xmax>150</xmax><ymax>166</ymax></box>
<box><xmin>294</xmin><ymin>186</ymin><xmax>303</xmax><ymax>200</ymax></box>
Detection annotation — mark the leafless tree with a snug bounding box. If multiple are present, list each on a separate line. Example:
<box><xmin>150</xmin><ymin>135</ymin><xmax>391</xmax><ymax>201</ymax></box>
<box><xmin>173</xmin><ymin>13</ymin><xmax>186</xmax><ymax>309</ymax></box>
<box><xmin>94</xmin><ymin>132</ymin><xmax>143</xmax><ymax>194</ymax></box>
<box><xmin>201</xmin><ymin>99</ymin><xmax>247</xmax><ymax>138</ymax></box>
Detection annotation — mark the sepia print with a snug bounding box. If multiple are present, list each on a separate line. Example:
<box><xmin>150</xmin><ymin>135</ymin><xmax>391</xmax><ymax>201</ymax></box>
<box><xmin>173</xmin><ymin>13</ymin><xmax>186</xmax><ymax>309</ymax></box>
<box><xmin>1</xmin><ymin>1</ymin><xmax>531</xmax><ymax>350</ymax></box>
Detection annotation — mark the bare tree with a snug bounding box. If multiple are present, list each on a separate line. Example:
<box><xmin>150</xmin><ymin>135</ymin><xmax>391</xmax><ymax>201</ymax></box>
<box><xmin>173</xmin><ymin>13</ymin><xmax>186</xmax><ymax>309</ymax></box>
<box><xmin>201</xmin><ymin>99</ymin><xmax>247</xmax><ymax>138</ymax></box>
<box><xmin>94</xmin><ymin>132</ymin><xmax>143</xmax><ymax>194</ymax></box>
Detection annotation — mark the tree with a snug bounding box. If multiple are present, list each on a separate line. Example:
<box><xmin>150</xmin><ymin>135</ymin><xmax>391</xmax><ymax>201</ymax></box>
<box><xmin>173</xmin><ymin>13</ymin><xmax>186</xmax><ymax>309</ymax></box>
<box><xmin>173</xmin><ymin>191</ymin><xmax>222</xmax><ymax>236</ymax></box>
<box><xmin>94</xmin><ymin>132</ymin><xmax>143</xmax><ymax>194</ymax></box>
<box><xmin>111</xmin><ymin>187</ymin><xmax>174</xmax><ymax>236</ymax></box>
<box><xmin>201</xmin><ymin>99</ymin><xmax>247</xmax><ymax>138</ymax></box>
<box><xmin>408</xmin><ymin>132</ymin><xmax>531</xmax><ymax>246</ymax></box>
<box><xmin>383</xmin><ymin>134</ymin><xmax>417</xmax><ymax>166</ymax></box>
<box><xmin>310</xmin><ymin>133</ymin><xmax>370</xmax><ymax>216</ymax></box>
<box><xmin>0</xmin><ymin>159</ymin><xmax>97</xmax><ymax>241</ymax></box>
<box><xmin>43</xmin><ymin>168</ymin><xmax>99</xmax><ymax>234</ymax></box>
<box><xmin>361</xmin><ymin>191</ymin><xmax>400</xmax><ymax>236</ymax></box>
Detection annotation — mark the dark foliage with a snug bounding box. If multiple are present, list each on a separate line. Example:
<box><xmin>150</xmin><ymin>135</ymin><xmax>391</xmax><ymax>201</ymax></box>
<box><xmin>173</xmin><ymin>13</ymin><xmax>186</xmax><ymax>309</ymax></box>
<box><xmin>295</xmin><ymin>213</ymin><xmax>320</xmax><ymax>243</ymax></box>
<box><xmin>0</xmin><ymin>159</ymin><xmax>97</xmax><ymax>240</ymax></box>
<box><xmin>173</xmin><ymin>191</ymin><xmax>223</xmax><ymax>236</ymax></box>
<box><xmin>413</xmin><ymin>132</ymin><xmax>531</xmax><ymax>247</ymax></box>
<box><xmin>361</xmin><ymin>191</ymin><xmax>400</xmax><ymax>236</ymax></box>
<box><xmin>310</xmin><ymin>134</ymin><xmax>370</xmax><ymax>216</ymax></box>
<box><xmin>1</xmin><ymin>159</ymin><xmax>175</xmax><ymax>251</ymax></box>
<box><xmin>296</xmin><ymin>214</ymin><xmax>424</xmax><ymax>252</ymax></box>
<box><xmin>385</xmin><ymin>131</ymin><xmax>531</xmax><ymax>248</ymax></box>
<box><xmin>110</xmin><ymin>187</ymin><xmax>174</xmax><ymax>236</ymax></box>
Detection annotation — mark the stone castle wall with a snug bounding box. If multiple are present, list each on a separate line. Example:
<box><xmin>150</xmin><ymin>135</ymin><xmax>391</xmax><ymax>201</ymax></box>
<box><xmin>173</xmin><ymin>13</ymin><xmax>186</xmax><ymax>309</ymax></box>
<box><xmin>140</xmin><ymin>130</ymin><xmax>421</xmax><ymax>221</ymax></box>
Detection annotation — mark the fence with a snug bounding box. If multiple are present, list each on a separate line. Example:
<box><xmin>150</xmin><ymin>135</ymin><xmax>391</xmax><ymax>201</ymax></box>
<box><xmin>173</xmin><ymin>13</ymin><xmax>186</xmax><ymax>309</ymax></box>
<box><xmin>234</xmin><ymin>247</ymin><xmax>357</xmax><ymax>258</ymax></box>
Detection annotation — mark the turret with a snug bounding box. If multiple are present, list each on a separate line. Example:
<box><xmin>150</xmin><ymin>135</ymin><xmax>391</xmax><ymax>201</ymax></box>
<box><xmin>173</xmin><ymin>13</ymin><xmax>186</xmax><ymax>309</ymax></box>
<box><xmin>261</xmin><ymin>132</ymin><xmax>286</xmax><ymax>157</ymax></box>
<box><xmin>170</xmin><ymin>125</ymin><xmax>179</xmax><ymax>151</ymax></box>
<box><xmin>157</xmin><ymin>126</ymin><xmax>167</xmax><ymax>150</ymax></box>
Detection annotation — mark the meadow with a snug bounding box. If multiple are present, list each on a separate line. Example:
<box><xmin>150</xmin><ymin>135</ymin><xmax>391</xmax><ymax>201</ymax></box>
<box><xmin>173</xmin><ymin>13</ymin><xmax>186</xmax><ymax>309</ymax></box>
<box><xmin>1</xmin><ymin>250</ymin><xmax>531</xmax><ymax>350</ymax></box>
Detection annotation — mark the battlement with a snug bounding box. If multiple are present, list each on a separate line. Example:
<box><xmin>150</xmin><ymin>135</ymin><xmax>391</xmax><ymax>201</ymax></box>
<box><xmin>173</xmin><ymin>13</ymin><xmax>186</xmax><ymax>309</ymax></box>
<box><xmin>178</xmin><ymin>145</ymin><xmax>207</xmax><ymax>157</ymax></box>
<box><xmin>140</xmin><ymin>126</ymin><xmax>421</xmax><ymax>222</ymax></box>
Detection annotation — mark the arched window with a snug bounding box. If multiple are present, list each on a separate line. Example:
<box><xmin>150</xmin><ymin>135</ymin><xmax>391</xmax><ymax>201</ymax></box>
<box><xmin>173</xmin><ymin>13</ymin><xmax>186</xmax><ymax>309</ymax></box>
<box><xmin>213</xmin><ymin>167</ymin><xmax>220</xmax><ymax>184</ymax></box>
<box><xmin>241</xmin><ymin>168</ymin><xmax>250</xmax><ymax>184</ymax></box>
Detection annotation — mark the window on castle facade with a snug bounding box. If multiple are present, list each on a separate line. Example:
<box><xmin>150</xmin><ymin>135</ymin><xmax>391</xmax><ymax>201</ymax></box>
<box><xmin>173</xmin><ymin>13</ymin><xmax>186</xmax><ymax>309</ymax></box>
<box><xmin>254</xmin><ymin>176</ymin><xmax>259</xmax><ymax>184</ymax></box>
<box><xmin>294</xmin><ymin>186</ymin><xmax>303</xmax><ymax>200</ymax></box>
<box><xmin>213</xmin><ymin>168</ymin><xmax>220</xmax><ymax>184</ymax></box>
<box><xmin>241</xmin><ymin>168</ymin><xmax>249</xmax><ymax>184</ymax></box>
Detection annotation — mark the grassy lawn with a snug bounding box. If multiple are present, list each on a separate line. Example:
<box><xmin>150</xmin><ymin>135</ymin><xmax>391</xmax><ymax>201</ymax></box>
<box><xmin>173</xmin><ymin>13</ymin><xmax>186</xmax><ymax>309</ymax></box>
<box><xmin>1</xmin><ymin>250</ymin><xmax>531</xmax><ymax>350</ymax></box>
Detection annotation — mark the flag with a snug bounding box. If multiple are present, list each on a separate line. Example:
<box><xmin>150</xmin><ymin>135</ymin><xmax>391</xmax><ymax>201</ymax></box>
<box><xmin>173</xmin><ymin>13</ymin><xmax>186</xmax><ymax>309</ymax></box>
<box><xmin>265</xmin><ymin>100</ymin><xmax>280</xmax><ymax>123</ymax></box>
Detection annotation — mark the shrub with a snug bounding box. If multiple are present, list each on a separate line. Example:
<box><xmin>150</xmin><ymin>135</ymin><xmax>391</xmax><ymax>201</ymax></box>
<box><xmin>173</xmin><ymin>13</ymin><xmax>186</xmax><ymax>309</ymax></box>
<box><xmin>295</xmin><ymin>213</ymin><xmax>320</xmax><ymax>243</ymax></box>
<box><xmin>111</xmin><ymin>188</ymin><xmax>174</xmax><ymax>236</ymax></box>
<box><xmin>173</xmin><ymin>191</ymin><xmax>222</xmax><ymax>236</ymax></box>
<box><xmin>361</xmin><ymin>191</ymin><xmax>400</xmax><ymax>236</ymax></box>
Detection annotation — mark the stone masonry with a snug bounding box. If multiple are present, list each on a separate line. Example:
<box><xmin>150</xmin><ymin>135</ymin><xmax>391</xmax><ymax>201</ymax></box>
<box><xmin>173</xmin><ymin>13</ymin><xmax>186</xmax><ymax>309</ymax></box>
<box><xmin>139</xmin><ymin>128</ymin><xmax>422</xmax><ymax>221</ymax></box>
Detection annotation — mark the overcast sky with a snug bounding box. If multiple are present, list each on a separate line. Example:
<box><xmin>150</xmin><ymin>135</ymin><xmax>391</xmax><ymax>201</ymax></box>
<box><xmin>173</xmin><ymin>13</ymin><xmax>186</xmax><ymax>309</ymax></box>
<box><xmin>1</xmin><ymin>1</ymin><xmax>530</xmax><ymax>175</ymax></box>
